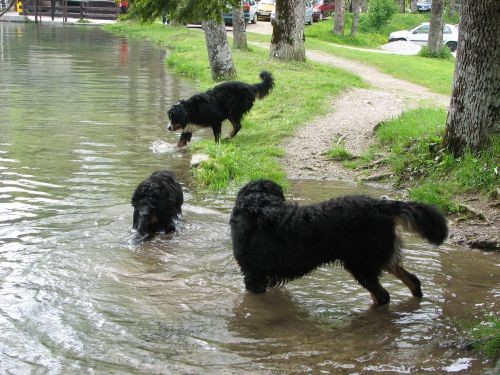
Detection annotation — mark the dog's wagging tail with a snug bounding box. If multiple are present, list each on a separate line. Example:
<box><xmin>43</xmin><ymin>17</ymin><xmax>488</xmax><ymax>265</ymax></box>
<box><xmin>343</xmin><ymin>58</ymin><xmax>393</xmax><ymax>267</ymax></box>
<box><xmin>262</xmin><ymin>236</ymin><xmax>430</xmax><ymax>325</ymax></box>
<box><xmin>167</xmin><ymin>71</ymin><xmax>274</xmax><ymax>147</ymax></box>
<box><xmin>230</xmin><ymin>180</ymin><xmax>448</xmax><ymax>307</ymax></box>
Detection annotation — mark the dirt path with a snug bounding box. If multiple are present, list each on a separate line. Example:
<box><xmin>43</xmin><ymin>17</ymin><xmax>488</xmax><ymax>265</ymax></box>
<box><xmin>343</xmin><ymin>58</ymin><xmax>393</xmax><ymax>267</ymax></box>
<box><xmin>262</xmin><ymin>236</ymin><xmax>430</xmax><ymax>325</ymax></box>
<box><xmin>281</xmin><ymin>48</ymin><xmax>450</xmax><ymax>181</ymax></box>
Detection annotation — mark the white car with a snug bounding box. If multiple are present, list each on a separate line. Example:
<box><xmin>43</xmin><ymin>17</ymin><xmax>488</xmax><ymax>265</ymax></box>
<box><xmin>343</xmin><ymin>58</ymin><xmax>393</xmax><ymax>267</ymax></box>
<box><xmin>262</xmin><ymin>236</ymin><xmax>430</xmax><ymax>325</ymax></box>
<box><xmin>417</xmin><ymin>0</ymin><xmax>432</xmax><ymax>12</ymax></box>
<box><xmin>270</xmin><ymin>0</ymin><xmax>314</xmax><ymax>25</ymax></box>
<box><xmin>388</xmin><ymin>22</ymin><xmax>459</xmax><ymax>52</ymax></box>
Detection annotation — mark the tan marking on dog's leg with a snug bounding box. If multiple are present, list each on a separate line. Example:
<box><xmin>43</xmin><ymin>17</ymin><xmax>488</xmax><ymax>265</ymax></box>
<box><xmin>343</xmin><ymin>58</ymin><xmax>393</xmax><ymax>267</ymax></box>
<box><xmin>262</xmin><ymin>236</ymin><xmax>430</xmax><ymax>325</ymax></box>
<box><xmin>386</xmin><ymin>264</ymin><xmax>423</xmax><ymax>298</ymax></box>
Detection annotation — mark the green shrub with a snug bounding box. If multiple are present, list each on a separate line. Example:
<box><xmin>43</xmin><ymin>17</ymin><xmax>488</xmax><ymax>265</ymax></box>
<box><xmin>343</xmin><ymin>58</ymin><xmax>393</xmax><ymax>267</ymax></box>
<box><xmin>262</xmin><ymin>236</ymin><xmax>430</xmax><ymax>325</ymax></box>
<box><xmin>418</xmin><ymin>45</ymin><xmax>453</xmax><ymax>59</ymax></box>
<box><xmin>367</xmin><ymin>0</ymin><xmax>399</xmax><ymax>30</ymax></box>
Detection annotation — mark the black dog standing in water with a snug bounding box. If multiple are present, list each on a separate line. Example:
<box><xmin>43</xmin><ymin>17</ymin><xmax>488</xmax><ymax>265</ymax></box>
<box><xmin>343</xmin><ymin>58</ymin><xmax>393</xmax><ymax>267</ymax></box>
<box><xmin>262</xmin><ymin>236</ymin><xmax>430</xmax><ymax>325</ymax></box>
<box><xmin>131</xmin><ymin>171</ymin><xmax>183</xmax><ymax>238</ymax></box>
<box><xmin>167</xmin><ymin>71</ymin><xmax>274</xmax><ymax>147</ymax></box>
<box><xmin>230</xmin><ymin>180</ymin><xmax>448</xmax><ymax>307</ymax></box>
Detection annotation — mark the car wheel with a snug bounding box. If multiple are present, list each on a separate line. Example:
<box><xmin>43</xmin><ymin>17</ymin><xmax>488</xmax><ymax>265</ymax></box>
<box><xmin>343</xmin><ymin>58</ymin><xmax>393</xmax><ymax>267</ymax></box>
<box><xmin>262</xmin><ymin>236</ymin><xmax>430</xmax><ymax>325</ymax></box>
<box><xmin>446</xmin><ymin>41</ymin><xmax>458</xmax><ymax>52</ymax></box>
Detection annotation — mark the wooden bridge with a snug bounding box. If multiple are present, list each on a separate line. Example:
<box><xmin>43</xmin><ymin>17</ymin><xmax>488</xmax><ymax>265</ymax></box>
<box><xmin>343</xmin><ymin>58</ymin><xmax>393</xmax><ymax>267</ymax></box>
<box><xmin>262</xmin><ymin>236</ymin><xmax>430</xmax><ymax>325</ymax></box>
<box><xmin>21</xmin><ymin>0</ymin><xmax>120</xmax><ymax>22</ymax></box>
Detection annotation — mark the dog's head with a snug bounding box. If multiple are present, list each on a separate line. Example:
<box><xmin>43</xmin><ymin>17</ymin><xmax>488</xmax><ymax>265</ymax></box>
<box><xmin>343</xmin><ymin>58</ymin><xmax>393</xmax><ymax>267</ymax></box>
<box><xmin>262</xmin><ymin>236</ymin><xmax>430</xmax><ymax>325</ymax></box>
<box><xmin>234</xmin><ymin>179</ymin><xmax>285</xmax><ymax>217</ymax></box>
<box><xmin>167</xmin><ymin>102</ymin><xmax>188</xmax><ymax>132</ymax></box>
<box><xmin>237</xmin><ymin>179</ymin><xmax>285</xmax><ymax>202</ymax></box>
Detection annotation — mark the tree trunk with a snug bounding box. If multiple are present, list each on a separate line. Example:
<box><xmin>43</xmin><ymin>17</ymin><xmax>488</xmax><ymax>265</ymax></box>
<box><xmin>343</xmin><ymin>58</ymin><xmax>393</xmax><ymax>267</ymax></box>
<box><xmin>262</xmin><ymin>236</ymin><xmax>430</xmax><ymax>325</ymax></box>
<box><xmin>361</xmin><ymin>0</ymin><xmax>368</xmax><ymax>12</ymax></box>
<box><xmin>202</xmin><ymin>15</ymin><xmax>237</xmax><ymax>81</ymax></box>
<box><xmin>270</xmin><ymin>0</ymin><xmax>306</xmax><ymax>61</ymax></box>
<box><xmin>410</xmin><ymin>0</ymin><xmax>417</xmax><ymax>12</ymax></box>
<box><xmin>447</xmin><ymin>0</ymin><xmax>456</xmax><ymax>18</ymax></box>
<box><xmin>428</xmin><ymin>0</ymin><xmax>444</xmax><ymax>53</ymax></box>
<box><xmin>351</xmin><ymin>0</ymin><xmax>361</xmax><ymax>35</ymax></box>
<box><xmin>232</xmin><ymin>2</ymin><xmax>248</xmax><ymax>50</ymax></box>
<box><xmin>333</xmin><ymin>0</ymin><xmax>345</xmax><ymax>35</ymax></box>
<box><xmin>400</xmin><ymin>0</ymin><xmax>406</xmax><ymax>13</ymax></box>
<box><xmin>443</xmin><ymin>0</ymin><xmax>500</xmax><ymax>155</ymax></box>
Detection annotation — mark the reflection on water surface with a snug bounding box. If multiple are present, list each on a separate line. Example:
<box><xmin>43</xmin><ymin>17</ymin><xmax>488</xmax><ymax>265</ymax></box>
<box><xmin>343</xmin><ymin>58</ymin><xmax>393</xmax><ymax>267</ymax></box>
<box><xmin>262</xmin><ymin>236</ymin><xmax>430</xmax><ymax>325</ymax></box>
<box><xmin>0</xmin><ymin>22</ymin><xmax>498</xmax><ymax>374</ymax></box>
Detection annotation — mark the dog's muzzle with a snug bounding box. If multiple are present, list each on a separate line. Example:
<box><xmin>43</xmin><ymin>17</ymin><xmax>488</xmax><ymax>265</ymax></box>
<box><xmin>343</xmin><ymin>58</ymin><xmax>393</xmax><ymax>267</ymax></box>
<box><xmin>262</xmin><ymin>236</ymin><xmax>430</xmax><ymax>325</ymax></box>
<box><xmin>167</xmin><ymin>122</ymin><xmax>182</xmax><ymax>132</ymax></box>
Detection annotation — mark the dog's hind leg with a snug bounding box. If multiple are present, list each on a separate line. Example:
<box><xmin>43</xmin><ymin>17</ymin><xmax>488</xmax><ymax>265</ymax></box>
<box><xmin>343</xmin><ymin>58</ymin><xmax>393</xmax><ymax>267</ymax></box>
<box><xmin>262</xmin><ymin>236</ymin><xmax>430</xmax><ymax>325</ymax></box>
<box><xmin>243</xmin><ymin>272</ymin><xmax>267</xmax><ymax>294</ymax></box>
<box><xmin>227</xmin><ymin>118</ymin><xmax>242</xmax><ymax>138</ymax></box>
<box><xmin>385</xmin><ymin>264</ymin><xmax>423</xmax><ymax>298</ymax></box>
<box><xmin>346</xmin><ymin>268</ymin><xmax>390</xmax><ymax>307</ymax></box>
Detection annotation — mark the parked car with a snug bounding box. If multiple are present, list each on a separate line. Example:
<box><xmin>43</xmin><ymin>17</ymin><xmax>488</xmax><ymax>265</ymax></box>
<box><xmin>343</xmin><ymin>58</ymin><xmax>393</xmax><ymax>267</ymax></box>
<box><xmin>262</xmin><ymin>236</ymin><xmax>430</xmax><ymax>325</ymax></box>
<box><xmin>270</xmin><ymin>1</ymin><xmax>314</xmax><ymax>25</ymax></box>
<box><xmin>388</xmin><ymin>22</ymin><xmax>459</xmax><ymax>51</ymax></box>
<box><xmin>312</xmin><ymin>0</ymin><xmax>335</xmax><ymax>22</ymax></box>
<box><xmin>223</xmin><ymin>1</ymin><xmax>258</xmax><ymax>26</ymax></box>
<box><xmin>257</xmin><ymin>0</ymin><xmax>275</xmax><ymax>21</ymax></box>
<box><xmin>417</xmin><ymin>0</ymin><xmax>432</xmax><ymax>12</ymax></box>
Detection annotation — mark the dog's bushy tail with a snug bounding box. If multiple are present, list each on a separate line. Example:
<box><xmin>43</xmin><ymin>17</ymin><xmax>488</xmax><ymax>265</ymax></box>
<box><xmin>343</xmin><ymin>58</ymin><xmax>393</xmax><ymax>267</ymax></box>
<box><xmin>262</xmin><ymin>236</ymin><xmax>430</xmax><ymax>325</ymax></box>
<box><xmin>381</xmin><ymin>200</ymin><xmax>448</xmax><ymax>245</ymax></box>
<box><xmin>253</xmin><ymin>71</ymin><xmax>274</xmax><ymax>99</ymax></box>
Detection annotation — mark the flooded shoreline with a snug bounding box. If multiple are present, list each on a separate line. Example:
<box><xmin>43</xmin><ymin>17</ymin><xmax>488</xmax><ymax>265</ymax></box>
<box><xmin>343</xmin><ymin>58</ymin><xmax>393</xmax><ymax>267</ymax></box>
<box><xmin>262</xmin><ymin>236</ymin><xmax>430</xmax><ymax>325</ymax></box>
<box><xmin>0</xmin><ymin>22</ymin><xmax>498</xmax><ymax>374</ymax></box>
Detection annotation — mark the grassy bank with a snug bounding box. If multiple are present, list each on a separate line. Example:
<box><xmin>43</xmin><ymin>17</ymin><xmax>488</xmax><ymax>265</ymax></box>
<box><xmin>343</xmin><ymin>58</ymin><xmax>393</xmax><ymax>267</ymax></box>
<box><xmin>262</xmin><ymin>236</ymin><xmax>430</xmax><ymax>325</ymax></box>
<box><xmin>247</xmin><ymin>32</ymin><xmax>455</xmax><ymax>96</ymax></box>
<box><xmin>104</xmin><ymin>22</ymin><xmax>365</xmax><ymax>191</ymax></box>
<box><xmin>305</xmin><ymin>12</ymin><xmax>460</xmax><ymax>49</ymax></box>
<box><xmin>342</xmin><ymin>108</ymin><xmax>499</xmax><ymax>212</ymax></box>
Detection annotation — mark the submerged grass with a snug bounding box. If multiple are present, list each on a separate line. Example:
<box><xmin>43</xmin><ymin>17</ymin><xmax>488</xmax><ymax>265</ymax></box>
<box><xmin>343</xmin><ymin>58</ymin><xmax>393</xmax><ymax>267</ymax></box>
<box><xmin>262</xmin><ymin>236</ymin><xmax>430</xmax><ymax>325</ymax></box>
<box><xmin>356</xmin><ymin>108</ymin><xmax>499</xmax><ymax>212</ymax></box>
<box><xmin>461</xmin><ymin>317</ymin><xmax>500</xmax><ymax>360</ymax></box>
<box><xmin>105</xmin><ymin>22</ymin><xmax>365</xmax><ymax>191</ymax></box>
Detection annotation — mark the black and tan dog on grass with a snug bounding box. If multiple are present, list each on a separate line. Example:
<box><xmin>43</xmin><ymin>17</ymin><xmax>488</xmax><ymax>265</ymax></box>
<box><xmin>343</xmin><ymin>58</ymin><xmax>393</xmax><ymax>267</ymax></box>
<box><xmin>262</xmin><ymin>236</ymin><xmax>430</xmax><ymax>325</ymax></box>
<box><xmin>230</xmin><ymin>179</ymin><xmax>448</xmax><ymax>307</ymax></box>
<box><xmin>167</xmin><ymin>71</ymin><xmax>274</xmax><ymax>147</ymax></box>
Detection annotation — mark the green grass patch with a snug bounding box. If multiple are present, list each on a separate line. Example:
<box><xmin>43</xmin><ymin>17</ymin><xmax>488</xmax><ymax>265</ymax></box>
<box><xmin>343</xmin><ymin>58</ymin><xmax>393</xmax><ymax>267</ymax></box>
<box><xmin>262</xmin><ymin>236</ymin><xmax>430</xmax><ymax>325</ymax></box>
<box><xmin>362</xmin><ymin>108</ymin><xmax>499</xmax><ymax>212</ymax></box>
<box><xmin>246</xmin><ymin>31</ymin><xmax>455</xmax><ymax>96</ymax></box>
<box><xmin>305</xmin><ymin>13</ymin><xmax>431</xmax><ymax>48</ymax></box>
<box><xmin>303</xmin><ymin>38</ymin><xmax>455</xmax><ymax>95</ymax></box>
<box><xmin>104</xmin><ymin>22</ymin><xmax>365</xmax><ymax>191</ymax></box>
<box><xmin>462</xmin><ymin>317</ymin><xmax>500</xmax><ymax>359</ymax></box>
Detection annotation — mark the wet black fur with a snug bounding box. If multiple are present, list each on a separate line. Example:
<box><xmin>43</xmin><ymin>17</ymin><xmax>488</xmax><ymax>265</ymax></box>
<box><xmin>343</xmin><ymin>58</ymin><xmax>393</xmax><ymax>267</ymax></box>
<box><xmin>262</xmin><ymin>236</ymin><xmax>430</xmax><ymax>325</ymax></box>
<box><xmin>167</xmin><ymin>71</ymin><xmax>274</xmax><ymax>146</ymax></box>
<box><xmin>230</xmin><ymin>180</ymin><xmax>448</xmax><ymax>306</ymax></box>
<box><xmin>131</xmin><ymin>171</ymin><xmax>183</xmax><ymax>237</ymax></box>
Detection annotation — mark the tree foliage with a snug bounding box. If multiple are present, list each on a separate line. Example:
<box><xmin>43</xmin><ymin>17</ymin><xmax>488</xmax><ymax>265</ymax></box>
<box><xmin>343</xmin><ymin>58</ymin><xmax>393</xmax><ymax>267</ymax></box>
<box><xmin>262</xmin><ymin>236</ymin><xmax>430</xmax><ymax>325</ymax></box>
<box><xmin>366</xmin><ymin>0</ymin><xmax>398</xmax><ymax>30</ymax></box>
<box><xmin>129</xmin><ymin>0</ymin><xmax>241</xmax><ymax>23</ymax></box>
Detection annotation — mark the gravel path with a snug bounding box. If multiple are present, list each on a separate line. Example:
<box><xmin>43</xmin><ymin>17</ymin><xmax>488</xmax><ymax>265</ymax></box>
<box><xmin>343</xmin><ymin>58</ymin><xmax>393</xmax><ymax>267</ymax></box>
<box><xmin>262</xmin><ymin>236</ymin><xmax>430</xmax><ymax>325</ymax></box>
<box><xmin>279</xmin><ymin>47</ymin><xmax>451</xmax><ymax>181</ymax></box>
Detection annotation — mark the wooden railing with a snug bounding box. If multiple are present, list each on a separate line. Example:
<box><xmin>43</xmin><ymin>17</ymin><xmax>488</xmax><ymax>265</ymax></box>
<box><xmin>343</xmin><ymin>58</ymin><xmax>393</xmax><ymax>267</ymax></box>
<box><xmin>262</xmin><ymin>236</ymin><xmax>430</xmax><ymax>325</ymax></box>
<box><xmin>22</xmin><ymin>0</ymin><xmax>120</xmax><ymax>21</ymax></box>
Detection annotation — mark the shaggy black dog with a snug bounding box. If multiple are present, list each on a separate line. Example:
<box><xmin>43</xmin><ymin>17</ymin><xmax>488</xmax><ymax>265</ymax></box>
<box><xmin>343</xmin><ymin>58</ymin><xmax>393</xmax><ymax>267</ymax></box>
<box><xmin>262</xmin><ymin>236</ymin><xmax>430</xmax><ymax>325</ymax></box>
<box><xmin>230</xmin><ymin>180</ymin><xmax>448</xmax><ymax>307</ymax></box>
<box><xmin>167</xmin><ymin>71</ymin><xmax>274</xmax><ymax>147</ymax></box>
<box><xmin>131</xmin><ymin>170</ymin><xmax>183</xmax><ymax>237</ymax></box>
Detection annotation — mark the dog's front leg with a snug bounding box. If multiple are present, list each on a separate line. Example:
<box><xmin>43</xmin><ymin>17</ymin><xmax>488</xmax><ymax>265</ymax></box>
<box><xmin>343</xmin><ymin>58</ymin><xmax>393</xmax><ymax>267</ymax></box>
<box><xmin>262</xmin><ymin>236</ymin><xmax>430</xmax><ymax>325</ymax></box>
<box><xmin>177</xmin><ymin>131</ymin><xmax>192</xmax><ymax>147</ymax></box>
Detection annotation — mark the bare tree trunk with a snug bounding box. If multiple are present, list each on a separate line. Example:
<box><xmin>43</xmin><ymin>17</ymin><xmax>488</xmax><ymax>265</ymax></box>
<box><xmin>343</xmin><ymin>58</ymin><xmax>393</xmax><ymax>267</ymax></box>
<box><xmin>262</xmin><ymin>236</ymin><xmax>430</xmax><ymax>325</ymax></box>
<box><xmin>443</xmin><ymin>0</ymin><xmax>500</xmax><ymax>155</ymax></box>
<box><xmin>202</xmin><ymin>15</ymin><xmax>237</xmax><ymax>81</ymax></box>
<box><xmin>410</xmin><ymin>0</ymin><xmax>417</xmax><ymax>12</ymax></box>
<box><xmin>270</xmin><ymin>0</ymin><xmax>306</xmax><ymax>61</ymax></box>
<box><xmin>400</xmin><ymin>0</ymin><xmax>406</xmax><ymax>13</ymax></box>
<box><xmin>428</xmin><ymin>0</ymin><xmax>444</xmax><ymax>53</ymax></box>
<box><xmin>351</xmin><ymin>0</ymin><xmax>361</xmax><ymax>35</ymax></box>
<box><xmin>361</xmin><ymin>0</ymin><xmax>368</xmax><ymax>12</ymax></box>
<box><xmin>333</xmin><ymin>0</ymin><xmax>345</xmax><ymax>35</ymax></box>
<box><xmin>232</xmin><ymin>2</ymin><xmax>248</xmax><ymax>50</ymax></box>
<box><xmin>447</xmin><ymin>0</ymin><xmax>456</xmax><ymax>18</ymax></box>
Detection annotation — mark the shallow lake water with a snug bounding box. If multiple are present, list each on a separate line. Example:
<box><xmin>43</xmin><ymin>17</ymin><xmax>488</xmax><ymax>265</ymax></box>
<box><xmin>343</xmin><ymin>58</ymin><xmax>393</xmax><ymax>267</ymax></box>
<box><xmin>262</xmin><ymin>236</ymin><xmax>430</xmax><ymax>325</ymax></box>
<box><xmin>0</xmin><ymin>22</ymin><xmax>498</xmax><ymax>374</ymax></box>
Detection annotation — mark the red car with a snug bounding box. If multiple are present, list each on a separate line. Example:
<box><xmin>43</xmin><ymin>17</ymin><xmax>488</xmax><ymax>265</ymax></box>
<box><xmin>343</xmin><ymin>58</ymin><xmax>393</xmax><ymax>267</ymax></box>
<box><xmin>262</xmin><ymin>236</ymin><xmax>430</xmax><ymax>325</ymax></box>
<box><xmin>312</xmin><ymin>0</ymin><xmax>335</xmax><ymax>22</ymax></box>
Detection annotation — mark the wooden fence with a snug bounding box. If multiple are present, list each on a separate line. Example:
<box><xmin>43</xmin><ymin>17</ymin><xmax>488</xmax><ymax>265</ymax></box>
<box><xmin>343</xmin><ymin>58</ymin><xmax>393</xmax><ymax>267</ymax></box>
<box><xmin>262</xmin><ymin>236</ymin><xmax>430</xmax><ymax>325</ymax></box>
<box><xmin>22</xmin><ymin>0</ymin><xmax>120</xmax><ymax>21</ymax></box>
